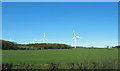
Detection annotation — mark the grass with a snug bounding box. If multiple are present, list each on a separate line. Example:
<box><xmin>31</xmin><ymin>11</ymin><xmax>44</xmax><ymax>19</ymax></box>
<box><xmin>2</xmin><ymin>48</ymin><xmax>118</xmax><ymax>64</ymax></box>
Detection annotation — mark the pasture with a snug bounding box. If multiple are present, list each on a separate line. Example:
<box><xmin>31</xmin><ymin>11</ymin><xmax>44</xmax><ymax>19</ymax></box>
<box><xmin>2</xmin><ymin>48</ymin><xmax>118</xmax><ymax>69</ymax></box>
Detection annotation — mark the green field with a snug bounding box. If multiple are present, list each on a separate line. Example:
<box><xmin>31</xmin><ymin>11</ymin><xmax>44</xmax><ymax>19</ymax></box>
<box><xmin>2</xmin><ymin>48</ymin><xmax>118</xmax><ymax>69</ymax></box>
<box><xmin>2</xmin><ymin>48</ymin><xmax>118</xmax><ymax>64</ymax></box>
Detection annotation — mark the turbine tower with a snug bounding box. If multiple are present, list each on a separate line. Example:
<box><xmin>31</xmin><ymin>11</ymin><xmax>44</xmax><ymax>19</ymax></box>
<box><xmin>41</xmin><ymin>33</ymin><xmax>48</xmax><ymax>43</ymax></box>
<box><xmin>71</xmin><ymin>30</ymin><xmax>80</xmax><ymax>48</ymax></box>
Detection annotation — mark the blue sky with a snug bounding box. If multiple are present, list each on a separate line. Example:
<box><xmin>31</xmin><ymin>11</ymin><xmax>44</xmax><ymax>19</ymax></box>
<box><xmin>2</xmin><ymin>2</ymin><xmax>118</xmax><ymax>47</ymax></box>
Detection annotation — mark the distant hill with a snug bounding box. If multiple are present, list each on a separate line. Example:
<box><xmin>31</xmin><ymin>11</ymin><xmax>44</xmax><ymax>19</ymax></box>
<box><xmin>112</xmin><ymin>46</ymin><xmax>120</xmax><ymax>48</ymax></box>
<box><xmin>1</xmin><ymin>40</ymin><xmax>72</xmax><ymax>50</ymax></box>
<box><xmin>26</xmin><ymin>43</ymin><xmax>72</xmax><ymax>49</ymax></box>
<box><xmin>1</xmin><ymin>40</ymin><xmax>20</xmax><ymax>50</ymax></box>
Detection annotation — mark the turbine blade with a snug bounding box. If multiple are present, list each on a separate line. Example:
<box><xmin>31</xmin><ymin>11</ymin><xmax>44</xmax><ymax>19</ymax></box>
<box><xmin>73</xmin><ymin>30</ymin><xmax>76</xmax><ymax>36</ymax></box>
<box><xmin>45</xmin><ymin>38</ymin><xmax>48</xmax><ymax>41</ymax></box>
<box><xmin>76</xmin><ymin>36</ymin><xmax>80</xmax><ymax>38</ymax></box>
<box><xmin>44</xmin><ymin>33</ymin><xmax>45</xmax><ymax>37</ymax></box>
<box><xmin>40</xmin><ymin>38</ymin><xmax>44</xmax><ymax>41</ymax></box>
<box><xmin>71</xmin><ymin>37</ymin><xmax>75</xmax><ymax>41</ymax></box>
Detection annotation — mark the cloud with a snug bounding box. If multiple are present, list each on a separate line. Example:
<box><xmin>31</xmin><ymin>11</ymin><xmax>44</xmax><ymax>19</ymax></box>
<box><xmin>77</xmin><ymin>40</ymin><xmax>118</xmax><ymax>47</ymax></box>
<box><xmin>91</xmin><ymin>40</ymin><xmax>118</xmax><ymax>47</ymax></box>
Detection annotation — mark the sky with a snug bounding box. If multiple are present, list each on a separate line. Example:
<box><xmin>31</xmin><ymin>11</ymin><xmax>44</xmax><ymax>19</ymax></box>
<box><xmin>2</xmin><ymin>2</ymin><xmax>118</xmax><ymax>47</ymax></box>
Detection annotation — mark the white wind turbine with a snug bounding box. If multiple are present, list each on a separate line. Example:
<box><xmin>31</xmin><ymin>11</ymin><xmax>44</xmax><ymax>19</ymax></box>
<box><xmin>33</xmin><ymin>40</ymin><xmax>35</xmax><ymax>43</ymax></box>
<box><xmin>71</xmin><ymin>30</ymin><xmax>80</xmax><ymax>48</ymax></box>
<box><xmin>34</xmin><ymin>40</ymin><xmax>38</xmax><ymax>43</ymax></box>
<box><xmin>41</xmin><ymin>33</ymin><xmax>48</xmax><ymax>43</ymax></box>
<box><xmin>9</xmin><ymin>37</ymin><xmax>12</xmax><ymax>41</ymax></box>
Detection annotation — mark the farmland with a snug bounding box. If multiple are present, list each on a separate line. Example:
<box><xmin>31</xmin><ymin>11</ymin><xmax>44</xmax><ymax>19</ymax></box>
<box><xmin>2</xmin><ymin>48</ymin><xmax>118</xmax><ymax>69</ymax></box>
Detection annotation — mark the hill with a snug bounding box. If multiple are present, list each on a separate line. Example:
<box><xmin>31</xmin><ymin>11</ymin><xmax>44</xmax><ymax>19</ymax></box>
<box><xmin>1</xmin><ymin>40</ymin><xmax>72</xmax><ymax>50</ymax></box>
<box><xmin>112</xmin><ymin>46</ymin><xmax>120</xmax><ymax>48</ymax></box>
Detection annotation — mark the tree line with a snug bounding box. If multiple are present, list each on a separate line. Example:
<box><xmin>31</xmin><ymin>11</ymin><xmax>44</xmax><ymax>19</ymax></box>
<box><xmin>26</xmin><ymin>43</ymin><xmax>72</xmax><ymax>49</ymax></box>
<box><xmin>1</xmin><ymin>40</ymin><xmax>72</xmax><ymax>50</ymax></box>
<box><xmin>1</xmin><ymin>40</ymin><xmax>26</xmax><ymax>50</ymax></box>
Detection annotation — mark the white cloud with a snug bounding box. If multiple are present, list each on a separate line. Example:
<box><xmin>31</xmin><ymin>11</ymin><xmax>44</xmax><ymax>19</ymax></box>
<box><xmin>77</xmin><ymin>40</ymin><xmax>118</xmax><ymax>47</ymax></box>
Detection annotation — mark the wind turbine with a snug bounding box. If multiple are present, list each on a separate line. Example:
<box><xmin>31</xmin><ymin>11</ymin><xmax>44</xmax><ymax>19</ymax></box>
<box><xmin>33</xmin><ymin>39</ymin><xmax>38</xmax><ymax>43</ymax></box>
<box><xmin>9</xmin><ymin>37</ymin><xmax>12</xmax><ymax>41</ymax></box>
<box><xmin>33</xmin><ymin>40</ymin><xmax>35</xmax><ymax>43</ymax></box>
<box><xmin>71</xmin><ymin>30</ymin><xmax>80</xmax><ymax>48</ymax></box>
<box><xmin>35</xmin><ymin>40</ymin><xmax>38</xmax><ymax>43</ymax></box>
<box><xmin>41</xmin><ymin>33</ymin><xmax>48</xmax><ymax>43</ymax></box>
